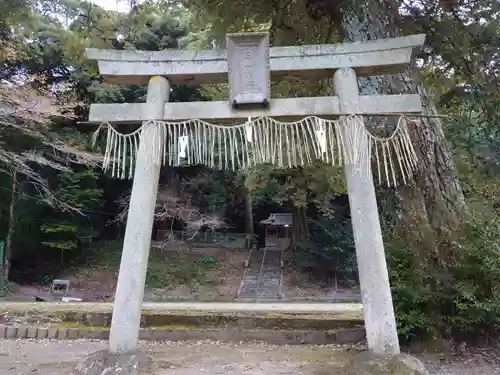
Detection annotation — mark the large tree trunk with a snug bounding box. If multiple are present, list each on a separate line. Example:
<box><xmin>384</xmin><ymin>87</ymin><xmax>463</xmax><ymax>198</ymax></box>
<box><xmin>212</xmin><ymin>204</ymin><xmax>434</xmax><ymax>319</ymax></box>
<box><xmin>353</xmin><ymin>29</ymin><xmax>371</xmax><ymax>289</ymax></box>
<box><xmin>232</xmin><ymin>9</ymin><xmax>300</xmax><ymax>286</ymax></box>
<box><xmin>290</xmin><ymin>205</ymin><xmax>309</xmax><ymax>249</ymax></box>
<box><xmin>244</xmin><ymin>187</ymin><xmax>255</xmax><ymax>249</ymax></box>
<box><xmin>4</xmin><ymin>172</ymin><xmax>17</xmax><ymax>282</ymax></box>
<box><xmin>336</xmin><ymin>0</ymin><xmax>465</xmax><ymax>264</ymax></box>
<box><xmin>244</xmin><ymin>188</ymin><xmax>254</xmax><ymax>234</ymax></box>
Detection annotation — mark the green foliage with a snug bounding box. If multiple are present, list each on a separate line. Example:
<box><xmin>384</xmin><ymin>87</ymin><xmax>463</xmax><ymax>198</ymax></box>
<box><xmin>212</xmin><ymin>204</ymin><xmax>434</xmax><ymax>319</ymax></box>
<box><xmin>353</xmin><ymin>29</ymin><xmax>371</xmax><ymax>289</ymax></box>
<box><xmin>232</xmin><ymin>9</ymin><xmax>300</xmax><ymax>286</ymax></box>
<box><xmin>197</xmin><ymin>253</ymin><xmax>217</xmax><ymax>266</ymax></box>
<box><xmin>40</xmin><ymin>223</ymin><xmax>79</xmax><ymax>250</ymax></box>
<box><xmin>388</xmin><ymin>86</ymin><xmax>500</xmax><ymax>343</ymax></box>
<box><xmin>445</xmin><ymin>217</ymin><xmax>500</xmax><ymax>338</ymax></box>
<box><xmin>247</xmin><ymin>163</ymin><xmax>345</xmax><ymax>208</ymax></box>
<box><xmin>56</xmin><ymin>170</ymin><xmax>104</xmax><ymax>209</ymax></box>
<box><xmin>180</xmin><ymin>170</ymin><xmax>233</xmax><ymax>214</ymax></box>
<box><xmin>87</xmin><ymin>241</ymin><xmax>219</xmax><ymax>289</ymax></box>
<box><xmin>386</xmin><ymin>239</ymin><xmax>435</xmax><ymax>341</ymax></box>
<box><xmin>387</xmin><ymin>204</ymin><xmax>500</xmax><ymax>342</ymax></box>
<box><xmin>0</xmin><ymin>0</ymin><xmax>216</xmax><ymax>283</ymax></box>
<box><xmin>146</xmin><ymin>251</ymin><xmax>218</xmax><ymax>288</ymax></box>
<box><xmin>39</xmin><ymin>169</ymin><xmax>104</xmax><ymax>252</ymax></box>
<box><xmin>293</xmin><ymin>215</ymin><xmax>357</xmax><ymax>284</ymax></box>
<box><xmin>85</xmin><ymin>240</ymin><xmax>123</xmax><ymax>270</ymax></box>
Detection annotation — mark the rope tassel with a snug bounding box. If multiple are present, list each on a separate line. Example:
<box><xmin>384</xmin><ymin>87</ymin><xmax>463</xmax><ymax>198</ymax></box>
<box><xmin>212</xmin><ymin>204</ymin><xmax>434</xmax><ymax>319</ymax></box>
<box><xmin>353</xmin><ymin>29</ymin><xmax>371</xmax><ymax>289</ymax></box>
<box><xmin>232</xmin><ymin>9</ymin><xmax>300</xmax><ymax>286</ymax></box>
<box><xmin>92</xmin><ymin>115</ymin><xmax>420</xmax><ymax>186</ymax></box>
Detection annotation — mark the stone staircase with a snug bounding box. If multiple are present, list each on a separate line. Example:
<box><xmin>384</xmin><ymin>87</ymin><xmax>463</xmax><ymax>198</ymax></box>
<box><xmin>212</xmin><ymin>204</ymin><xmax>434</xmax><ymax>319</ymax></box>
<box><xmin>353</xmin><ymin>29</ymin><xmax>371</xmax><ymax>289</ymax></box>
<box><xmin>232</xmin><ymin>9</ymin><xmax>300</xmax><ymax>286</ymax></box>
<box><xmin>237</xmin><ymin>248</ymin><xmax>283</xmax><ymax>302</ymax></box>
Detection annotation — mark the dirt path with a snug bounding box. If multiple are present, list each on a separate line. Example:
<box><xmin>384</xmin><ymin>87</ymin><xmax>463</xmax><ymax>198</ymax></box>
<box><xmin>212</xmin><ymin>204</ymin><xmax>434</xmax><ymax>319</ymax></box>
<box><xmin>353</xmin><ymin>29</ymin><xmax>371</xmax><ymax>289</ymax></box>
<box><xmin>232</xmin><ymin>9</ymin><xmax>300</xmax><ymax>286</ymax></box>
<box><xmin>0</xmin><ymin>339</ymin><xmax>498</xmax><ymax>375</ymax></box>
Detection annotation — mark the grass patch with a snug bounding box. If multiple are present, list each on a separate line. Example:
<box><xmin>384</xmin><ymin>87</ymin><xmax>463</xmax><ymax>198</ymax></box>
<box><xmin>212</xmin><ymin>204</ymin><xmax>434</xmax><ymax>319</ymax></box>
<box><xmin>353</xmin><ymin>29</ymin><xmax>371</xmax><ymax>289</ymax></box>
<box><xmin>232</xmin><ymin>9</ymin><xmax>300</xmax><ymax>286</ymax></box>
<box><xmin>85</xmin><ymin>241</ymin><xmax>220</xmax><ymax>289</ymax></box>
<box><xmin>289</xmin><ymin>274</ymin><xmax>310</xmax><ymax>288</ymax></box>
<box><xmin>84</xmin><ymin>240</ymin><xmax>123</xmax><ymax>270</ymax></box>
<box><xmin>54</xmin><ymin>321</ymin><xmax>109</xmax><ymax>331</ymax></box>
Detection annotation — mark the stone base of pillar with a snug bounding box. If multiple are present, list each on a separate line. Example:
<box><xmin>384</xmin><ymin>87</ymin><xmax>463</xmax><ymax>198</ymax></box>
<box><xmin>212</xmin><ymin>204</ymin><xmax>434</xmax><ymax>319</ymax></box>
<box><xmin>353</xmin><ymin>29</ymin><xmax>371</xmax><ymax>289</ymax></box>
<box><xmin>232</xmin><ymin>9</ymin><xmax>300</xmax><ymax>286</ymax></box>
<box><xmin>74</xmin><ymin>350</ymin><xmax>157</xmax><ymax>375</ymax></box>
<box><xmin>343</xmin><ymin>351</ymin><xmax>428</xmax><ymax>375</ymax></box>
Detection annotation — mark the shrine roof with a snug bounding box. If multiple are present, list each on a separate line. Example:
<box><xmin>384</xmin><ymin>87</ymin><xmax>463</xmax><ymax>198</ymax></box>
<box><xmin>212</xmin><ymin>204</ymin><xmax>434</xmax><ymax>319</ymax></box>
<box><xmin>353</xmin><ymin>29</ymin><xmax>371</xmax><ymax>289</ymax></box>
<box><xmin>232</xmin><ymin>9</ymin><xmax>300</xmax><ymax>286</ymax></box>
<box><xmin>260</xmin><ymin>213</ymin><xmax>293</xmax><ymax>227</ymax></box>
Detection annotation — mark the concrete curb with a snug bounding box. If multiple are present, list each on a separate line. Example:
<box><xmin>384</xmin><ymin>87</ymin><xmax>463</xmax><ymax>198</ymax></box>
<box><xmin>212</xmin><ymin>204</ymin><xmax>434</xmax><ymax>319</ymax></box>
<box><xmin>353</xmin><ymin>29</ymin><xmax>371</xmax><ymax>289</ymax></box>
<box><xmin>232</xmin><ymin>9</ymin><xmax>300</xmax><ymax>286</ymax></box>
<box><xmin>0</xmin><ymin>324</ymin><xmax>365</xmax><ymax>345</ymax></box>
<box><xmin>0</xmin><ymin>324</ymin><xmax>90</xmax><ymax>340</ymax></box>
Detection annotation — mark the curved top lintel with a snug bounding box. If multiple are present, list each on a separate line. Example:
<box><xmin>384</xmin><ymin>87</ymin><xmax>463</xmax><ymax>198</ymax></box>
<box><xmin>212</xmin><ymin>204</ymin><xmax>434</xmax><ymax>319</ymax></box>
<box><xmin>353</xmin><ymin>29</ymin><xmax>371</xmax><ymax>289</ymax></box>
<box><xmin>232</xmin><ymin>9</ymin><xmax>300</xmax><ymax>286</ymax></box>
<box><xmin>85</xmin><ymin>34</ymin><xmax>426</xmax><ymax>86</ymax></box>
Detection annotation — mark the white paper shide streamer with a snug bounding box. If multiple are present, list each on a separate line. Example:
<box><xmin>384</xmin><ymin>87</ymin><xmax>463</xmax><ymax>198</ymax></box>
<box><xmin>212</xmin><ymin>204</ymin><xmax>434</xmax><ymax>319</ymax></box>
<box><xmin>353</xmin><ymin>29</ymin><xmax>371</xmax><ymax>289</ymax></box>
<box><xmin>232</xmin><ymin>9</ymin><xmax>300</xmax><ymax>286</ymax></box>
<box><xmin>314</xmin><ymin>118</ymin><xmax>327</xmax><ymax>155</ymax></box>
<box><xmin>245</xmin><ymin>117</ymin><xmax>253</xmax><ymax>143</ymax></box>
<box><xmin>92</xmin><ymin>115</ymin><xmax>420</xmax><ymax>187</ymax></box>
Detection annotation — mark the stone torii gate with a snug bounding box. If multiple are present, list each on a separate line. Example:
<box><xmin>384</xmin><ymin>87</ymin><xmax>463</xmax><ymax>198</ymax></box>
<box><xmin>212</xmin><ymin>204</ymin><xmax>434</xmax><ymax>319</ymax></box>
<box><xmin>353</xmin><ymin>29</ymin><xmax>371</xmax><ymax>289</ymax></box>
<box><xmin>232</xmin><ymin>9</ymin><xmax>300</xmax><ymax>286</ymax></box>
<box><xmin>85</xmin><ymin>33</ymin><xmax>425</xmax><ymax>356</ymax></box>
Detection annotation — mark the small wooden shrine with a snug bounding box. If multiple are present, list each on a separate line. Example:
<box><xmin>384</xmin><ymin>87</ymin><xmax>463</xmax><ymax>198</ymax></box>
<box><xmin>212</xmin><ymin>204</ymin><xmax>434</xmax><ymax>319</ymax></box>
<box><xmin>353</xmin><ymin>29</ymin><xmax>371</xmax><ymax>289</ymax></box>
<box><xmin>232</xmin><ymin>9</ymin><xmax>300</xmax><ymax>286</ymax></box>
<box><xmin>260</xmin><ymin>213</ymin><xmax>293</xmax><ymax>250</ymax></box>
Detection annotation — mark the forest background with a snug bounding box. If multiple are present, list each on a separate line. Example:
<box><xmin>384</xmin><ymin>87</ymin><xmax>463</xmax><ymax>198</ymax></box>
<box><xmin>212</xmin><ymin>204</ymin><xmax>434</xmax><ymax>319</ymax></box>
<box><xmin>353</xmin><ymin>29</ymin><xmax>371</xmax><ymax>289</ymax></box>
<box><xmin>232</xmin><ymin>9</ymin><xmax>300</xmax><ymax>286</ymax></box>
<box><xmin>0</xmin><ymin>0</ymin><xmax>499</xmax><ymax>345</ymax></box>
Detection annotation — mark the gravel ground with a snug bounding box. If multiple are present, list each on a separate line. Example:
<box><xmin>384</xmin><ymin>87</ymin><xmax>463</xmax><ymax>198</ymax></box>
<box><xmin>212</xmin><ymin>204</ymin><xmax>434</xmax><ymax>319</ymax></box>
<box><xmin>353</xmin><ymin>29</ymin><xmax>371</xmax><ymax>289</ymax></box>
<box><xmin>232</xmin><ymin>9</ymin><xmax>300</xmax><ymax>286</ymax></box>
<box><xmin>0</xmin><ymin>339</ymin><xmax>498</xmax><ymax>375</ymax></box>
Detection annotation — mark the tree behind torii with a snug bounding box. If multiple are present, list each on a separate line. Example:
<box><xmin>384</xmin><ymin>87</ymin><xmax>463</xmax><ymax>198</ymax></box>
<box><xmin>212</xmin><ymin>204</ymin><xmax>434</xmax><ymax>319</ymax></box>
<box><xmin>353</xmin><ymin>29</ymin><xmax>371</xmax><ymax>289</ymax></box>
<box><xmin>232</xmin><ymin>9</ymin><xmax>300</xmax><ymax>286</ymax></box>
<box><xmin>183</xmin><ymin>0</ymin><xmax>468</xmax><ymax>252</ymax></box>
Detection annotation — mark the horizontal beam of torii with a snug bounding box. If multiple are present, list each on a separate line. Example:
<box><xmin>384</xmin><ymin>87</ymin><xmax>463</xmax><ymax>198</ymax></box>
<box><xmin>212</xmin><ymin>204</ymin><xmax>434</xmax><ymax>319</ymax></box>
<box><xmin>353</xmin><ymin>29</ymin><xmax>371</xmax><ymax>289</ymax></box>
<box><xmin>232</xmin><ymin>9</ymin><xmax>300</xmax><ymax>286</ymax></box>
<box><xmin>88</xmin><ymin>94</ymin><xmax>422</xmax><ymax>123</ymax></box>
<box><xmin>85</xmin><ymin>34</ymin><xmax>425</xmax><ymax>86</ymax></box>
<box><xmin>86</xmin><ymin>33</ymin><xmax>426</xmax><ymax>124</ymax></box>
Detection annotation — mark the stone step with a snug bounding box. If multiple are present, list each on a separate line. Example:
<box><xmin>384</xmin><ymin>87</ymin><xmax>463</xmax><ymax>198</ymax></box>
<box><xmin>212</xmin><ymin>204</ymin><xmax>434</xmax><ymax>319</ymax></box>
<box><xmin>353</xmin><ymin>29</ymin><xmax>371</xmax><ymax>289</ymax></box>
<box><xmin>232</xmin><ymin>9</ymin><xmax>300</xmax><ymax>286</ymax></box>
<box><xmin>243</xmin><ymin>277</ymin><xmax>280</xmax><ymax>281</ymax></box>
<box><xmin>259</xmin><ymin>292</ymin><xmax>280</xmax><ymax>295</ymax></box>
<box><xmin>246</xmin><ymin>273</ymin><xmax>280</xmax><ymax>278</ymax></box>
<box><xmin>238</xmin><ymin>248</ymin><xmax>284</xmax><ymax>300</ymax></box>
<box><xmin>236</xmin><ymin>298</ymin><xmax>283</xmax><ymax>303</ymax></box>
<box><xmin>257</xmin><ymin>286</ymin><xmax>279</xmax><ymax>289</ymax></box>
<box><xmin>242</xmin><ymin>278</ymin><xmax>280</xmax><ymax>284</ymax></box>
<box><xmin>239</xmin><ymin>292</ymin><xmax>280</xmax><ymax>297</ymax></box>
<box><xmin>240</xmin><ymin>286</ymin><xmax>280</xmax><ymax>292</ymax></box>
<box><xmin>239</xmin><ymin>291</ymin><xmax>280</xmax><ymax>297</ymax></box>
<box><xmin>257</xmin><ymin>291</ymin><xmax>279</xmax><ymax>294</ymax></box>
<box><xmin>239</xmin><ymin>292</ymin><xmax>281</xmax><ymax>296</ymax></box>
<box><xmin>245</xmin><ymin>273</ymin><xmax>280</xmax><ymax>278</ymax></box>
<box><xmin>0</xmin><ymin>324</ymin><xmax>366</xmax><ymax>346</ymax></box>
<box><xmin>242</xmin><ymin>277</ymin><xmax>281</xmax><ymax>282</ymax></box>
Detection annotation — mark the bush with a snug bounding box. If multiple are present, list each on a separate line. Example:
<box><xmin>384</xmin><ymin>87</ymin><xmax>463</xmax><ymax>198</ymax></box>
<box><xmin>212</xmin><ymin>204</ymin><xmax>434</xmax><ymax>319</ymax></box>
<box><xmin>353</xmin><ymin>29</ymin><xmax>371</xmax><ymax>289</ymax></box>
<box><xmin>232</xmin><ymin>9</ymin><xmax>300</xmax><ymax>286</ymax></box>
<box><xmin>387</xmin><ymin>211</ymin><xmax>500</xmax><ymax>343</ymax></box>
<box><xmin>387</xmin><ymin>240</ymin><xmax>436</xmax><ymax>341</ymax></box>
<box><xmin>267</xmin><ymin>193</ymin><xmax>500</xmax><ymax>344</ymax></box>
<box><xmin>292</xmin><ymin>216</ymin><xmax>357</xmax><ymax>285</ymax></box>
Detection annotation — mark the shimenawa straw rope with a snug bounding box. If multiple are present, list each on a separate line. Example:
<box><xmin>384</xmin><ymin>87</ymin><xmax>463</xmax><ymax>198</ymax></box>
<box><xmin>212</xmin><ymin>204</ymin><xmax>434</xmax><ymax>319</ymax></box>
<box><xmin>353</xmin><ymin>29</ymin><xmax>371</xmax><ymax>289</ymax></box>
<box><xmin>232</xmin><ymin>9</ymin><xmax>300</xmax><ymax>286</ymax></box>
<box><xmin>91</xmin><ymin>115</ymin><xmax>419</xmax><ymax>187</ymax></box>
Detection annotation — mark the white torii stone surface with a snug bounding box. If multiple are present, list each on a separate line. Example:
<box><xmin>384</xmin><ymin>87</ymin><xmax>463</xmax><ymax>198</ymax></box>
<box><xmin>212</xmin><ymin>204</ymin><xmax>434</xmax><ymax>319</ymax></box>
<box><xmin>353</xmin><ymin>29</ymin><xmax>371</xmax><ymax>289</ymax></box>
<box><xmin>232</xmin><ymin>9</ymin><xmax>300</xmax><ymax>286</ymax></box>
<box><xmin>108</xmin><ymin>76</ymin><xmax>169</xmax><ymax>354</ymax></box>
<box><xmin>334</xmin><ymin>67</ymin><xmax>400</xmax><ymax>355</ymax></box>
<box><xmin>85</xmin><ymin>34</ymin><xmax>425</xmax><ymax>85</ymax></box>
<box><xmin>88</xmin><ymin>94</ymin><xmax>423</xmax><ymax>124</ymax></box>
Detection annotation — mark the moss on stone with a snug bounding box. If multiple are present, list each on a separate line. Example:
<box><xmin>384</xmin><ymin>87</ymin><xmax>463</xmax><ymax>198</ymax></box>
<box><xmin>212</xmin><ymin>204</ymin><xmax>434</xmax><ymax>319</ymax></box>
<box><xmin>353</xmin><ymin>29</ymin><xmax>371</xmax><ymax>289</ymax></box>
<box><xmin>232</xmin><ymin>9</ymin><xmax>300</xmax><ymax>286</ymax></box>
<box><xmin>1</xmin><ymin>301</ymin><xmax>363</xmax><ymax>332</ymax></box>
<box><xmin>53</xmin><ymin>322</ymin><xmax>109</xmax><ymax>331</ymax></box>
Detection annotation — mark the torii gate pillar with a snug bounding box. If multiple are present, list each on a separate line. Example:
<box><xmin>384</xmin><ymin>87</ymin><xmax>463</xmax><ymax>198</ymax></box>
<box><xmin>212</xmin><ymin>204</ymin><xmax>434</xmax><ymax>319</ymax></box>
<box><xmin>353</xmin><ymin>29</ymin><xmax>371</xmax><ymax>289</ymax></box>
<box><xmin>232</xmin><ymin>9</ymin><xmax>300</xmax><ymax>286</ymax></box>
<box><xmin>109</xmin><ymin>76</ymin><xmax>169</xmax><ymax>354</ymax></box>
<box><xmin>334</xmin><ymin>68</ymin><xmax>400</xmax><ymax>354</ymax></box>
